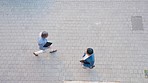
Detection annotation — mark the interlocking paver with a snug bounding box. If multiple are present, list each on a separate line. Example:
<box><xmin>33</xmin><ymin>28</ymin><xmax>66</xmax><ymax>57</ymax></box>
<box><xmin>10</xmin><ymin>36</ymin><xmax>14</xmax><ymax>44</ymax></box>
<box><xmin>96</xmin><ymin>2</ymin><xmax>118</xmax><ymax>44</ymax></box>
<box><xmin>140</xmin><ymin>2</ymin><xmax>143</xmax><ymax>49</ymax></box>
<box><xmin>0</xmin><ymin>0</ymin><xmax>148</xmax><ymax>83</ymax></box>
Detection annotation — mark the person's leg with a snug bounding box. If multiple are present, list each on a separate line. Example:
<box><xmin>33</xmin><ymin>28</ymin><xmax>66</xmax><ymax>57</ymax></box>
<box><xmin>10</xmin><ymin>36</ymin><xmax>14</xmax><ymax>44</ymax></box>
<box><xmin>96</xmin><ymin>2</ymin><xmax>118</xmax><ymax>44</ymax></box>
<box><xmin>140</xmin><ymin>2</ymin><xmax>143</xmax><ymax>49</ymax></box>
<box><xmin>81</xmin><ymin>64</ymin><xmax>88</xmax><ymax>69</ymax></box>
<box><xmin>80</xmin><ymin>62</ymin><xmax>87</xmax><ymax>69</ymax></box>
<box><xmin>48</xmin><ymin>44</ymin><xmax>57</xmax><ymax>53</ymax></box>
<box><xmin>33</xmin><ymin>50</ymin><xmax>46</xmax><ymax>56</ymax></box>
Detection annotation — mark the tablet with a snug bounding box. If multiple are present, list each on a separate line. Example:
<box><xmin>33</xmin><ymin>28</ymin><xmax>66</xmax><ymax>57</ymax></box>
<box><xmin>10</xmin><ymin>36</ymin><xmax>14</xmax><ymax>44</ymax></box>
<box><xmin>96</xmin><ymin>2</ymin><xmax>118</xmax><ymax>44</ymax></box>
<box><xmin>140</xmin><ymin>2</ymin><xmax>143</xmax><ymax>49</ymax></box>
<box><xmin>43</xmin><ymin>42</ymin><xmax>52</xmax><ymax>47</ymax></box>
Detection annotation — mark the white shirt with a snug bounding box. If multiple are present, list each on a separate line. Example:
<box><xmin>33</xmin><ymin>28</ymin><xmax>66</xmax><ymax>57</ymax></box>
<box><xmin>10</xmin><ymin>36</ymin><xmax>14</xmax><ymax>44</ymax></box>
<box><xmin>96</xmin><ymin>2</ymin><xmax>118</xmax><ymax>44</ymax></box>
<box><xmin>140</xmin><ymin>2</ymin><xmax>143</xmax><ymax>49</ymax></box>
<box><xmin>82</xmin><ymin>54</ymin><xmax>90</xmax><ymax>60</ymax></box>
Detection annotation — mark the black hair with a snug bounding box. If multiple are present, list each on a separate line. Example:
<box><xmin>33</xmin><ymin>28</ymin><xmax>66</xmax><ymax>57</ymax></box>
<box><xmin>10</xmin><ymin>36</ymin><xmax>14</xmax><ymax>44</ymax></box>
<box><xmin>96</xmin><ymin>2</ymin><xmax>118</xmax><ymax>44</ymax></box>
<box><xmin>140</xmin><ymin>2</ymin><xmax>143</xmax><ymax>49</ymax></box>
<box><xmin>41</xmin><ymin>31</ymin><xmax>48</xmax><ymax>37</ymax></box>
<box><xmin>87</xmin><ymin>48</ymin><xmax>94</xmax><ymax>55</ymax></box>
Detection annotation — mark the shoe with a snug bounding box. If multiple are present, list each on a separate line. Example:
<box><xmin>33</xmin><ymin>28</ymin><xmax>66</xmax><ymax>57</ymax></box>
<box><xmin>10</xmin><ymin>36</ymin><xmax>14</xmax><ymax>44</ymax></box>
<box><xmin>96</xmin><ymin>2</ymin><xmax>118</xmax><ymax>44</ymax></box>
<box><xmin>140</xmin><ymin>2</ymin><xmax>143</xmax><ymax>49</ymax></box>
<box><xmin>33</xmin><ymin>52</ymin><xmax>38</xmax><ymax>56</ymax></box>
<box><xmin>50</xmin><ymin>49</ymin><xmax>57</xmax><ymax>53</ymax></box>
<box><xmin>90</xmin><ymin>65</ymin><xmax>95</xmax><ymax>69</ymax></box>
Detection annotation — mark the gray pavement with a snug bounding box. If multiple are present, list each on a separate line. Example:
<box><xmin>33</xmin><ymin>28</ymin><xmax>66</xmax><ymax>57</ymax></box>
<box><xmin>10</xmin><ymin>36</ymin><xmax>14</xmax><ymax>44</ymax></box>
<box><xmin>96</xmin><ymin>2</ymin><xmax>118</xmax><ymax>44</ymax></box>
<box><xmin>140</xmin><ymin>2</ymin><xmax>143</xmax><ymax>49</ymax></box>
<box><xmin>0</xmin><ymin>0</ymin><xmax>148</xmax><ymax>83</ymax></box>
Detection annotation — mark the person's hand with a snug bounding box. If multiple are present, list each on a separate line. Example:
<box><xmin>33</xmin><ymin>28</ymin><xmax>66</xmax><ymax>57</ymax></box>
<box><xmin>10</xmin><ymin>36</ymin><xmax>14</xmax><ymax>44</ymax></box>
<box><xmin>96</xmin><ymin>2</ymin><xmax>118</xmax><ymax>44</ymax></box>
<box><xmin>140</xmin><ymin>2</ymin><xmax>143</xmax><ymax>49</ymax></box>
<box><xmin>80</xmin><ymin>60</ymin><xmax>85</xmax><ymax>63</ymax></box>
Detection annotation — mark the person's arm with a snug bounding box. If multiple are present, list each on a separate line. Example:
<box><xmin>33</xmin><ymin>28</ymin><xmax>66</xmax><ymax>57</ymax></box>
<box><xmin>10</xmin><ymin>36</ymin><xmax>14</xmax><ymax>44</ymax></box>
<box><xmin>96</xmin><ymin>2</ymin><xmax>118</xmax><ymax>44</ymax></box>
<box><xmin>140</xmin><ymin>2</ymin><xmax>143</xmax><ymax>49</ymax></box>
<box><xmin>83</xmin><ymin>60</ymin><xmax>90</xmax><ymax>64</ymax></box>
<box><xmin>38</xmin><ymin>44</ymin><xmax>47</xmax><ymax>50</ymax></box>
<box><xmin>82</xmin><ymin>53</ymin><xmax>86</xmax><ymax>57</ymax></box>
<box><xmin>88</xmin><ymin>56</ymin><xmax>95</xmax><ymax>68</ymax></box>
<box><xmin>80</xmin><ymin>53</ymin><xmax>86</xmax><ymax>62</ymax></box>
<box><xmin>89</xmin><ymin>60</ymin><xmax>94</xmax><ymax>68</ymax></box>
<box><xmin>38</xmin><ymin>39</ymin><xmax>48</xmax><ymax>50</ymax></box>
<box><xmin>83</xmin><ymin>56</ymin><xmax>94</xmax><ymax>68</ymax></box>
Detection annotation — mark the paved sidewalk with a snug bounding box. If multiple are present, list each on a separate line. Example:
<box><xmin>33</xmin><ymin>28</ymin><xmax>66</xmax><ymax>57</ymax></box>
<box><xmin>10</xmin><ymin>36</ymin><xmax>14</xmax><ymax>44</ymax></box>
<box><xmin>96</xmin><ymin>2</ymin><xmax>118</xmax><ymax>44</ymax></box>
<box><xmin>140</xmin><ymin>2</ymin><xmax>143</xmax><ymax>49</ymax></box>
<box><xmin>64</xmin><ymin>81</ymin><xmax>120</xmax><ymax>83</ymax></box>
<box><xmin>0</xmin><ymin>0</ymin><xmax>148</xmax><ymax>83</ymax></box>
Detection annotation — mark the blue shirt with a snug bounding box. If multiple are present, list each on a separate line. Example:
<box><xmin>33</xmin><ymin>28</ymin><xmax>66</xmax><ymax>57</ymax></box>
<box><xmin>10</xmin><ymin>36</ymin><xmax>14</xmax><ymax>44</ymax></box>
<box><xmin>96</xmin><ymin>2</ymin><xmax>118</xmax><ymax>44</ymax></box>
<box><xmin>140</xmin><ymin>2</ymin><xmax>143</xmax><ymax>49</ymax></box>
<box><xmin>38</xmin><ymin>37</ymin><xmax>48</xmax><ymax>50</ymax></box>
<box><xmin>82</xmin><ymin>53</ymin><xmax>95</xmax><ymax>68</ymax></box>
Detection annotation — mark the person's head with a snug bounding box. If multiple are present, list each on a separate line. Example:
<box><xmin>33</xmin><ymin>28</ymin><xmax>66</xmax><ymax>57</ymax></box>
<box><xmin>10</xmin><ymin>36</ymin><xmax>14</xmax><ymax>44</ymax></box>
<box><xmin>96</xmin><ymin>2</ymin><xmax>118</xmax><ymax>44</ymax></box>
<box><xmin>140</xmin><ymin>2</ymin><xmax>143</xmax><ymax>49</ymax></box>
<box><xmin>86</xmin><ymin>48</ymin><xmax>94</xmax><ymax>55</ymax></box>
<box><xmin>41</xmin><ymin>31</ymin><xmax>48</xmax><ymax>38</ymax></box>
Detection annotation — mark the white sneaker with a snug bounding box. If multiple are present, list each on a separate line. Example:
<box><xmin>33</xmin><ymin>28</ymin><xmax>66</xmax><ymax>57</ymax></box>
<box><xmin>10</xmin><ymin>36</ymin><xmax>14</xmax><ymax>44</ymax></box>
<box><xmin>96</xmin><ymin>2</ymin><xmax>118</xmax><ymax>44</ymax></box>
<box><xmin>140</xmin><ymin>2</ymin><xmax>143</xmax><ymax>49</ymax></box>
<box><xmin>33</xmin><ymin>52</ymin><xmax>38</xmax><ymax>56</ymax></box>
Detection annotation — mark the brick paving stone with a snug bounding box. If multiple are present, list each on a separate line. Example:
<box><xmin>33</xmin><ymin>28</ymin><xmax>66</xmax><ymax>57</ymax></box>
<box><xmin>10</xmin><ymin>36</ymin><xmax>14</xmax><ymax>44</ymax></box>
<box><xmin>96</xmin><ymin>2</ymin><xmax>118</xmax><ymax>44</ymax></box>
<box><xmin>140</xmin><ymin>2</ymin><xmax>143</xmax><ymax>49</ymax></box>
<box><xmin>0</xmin><ymin>0</ymin><xmax>148</xmax><ymax>83</ymax></box>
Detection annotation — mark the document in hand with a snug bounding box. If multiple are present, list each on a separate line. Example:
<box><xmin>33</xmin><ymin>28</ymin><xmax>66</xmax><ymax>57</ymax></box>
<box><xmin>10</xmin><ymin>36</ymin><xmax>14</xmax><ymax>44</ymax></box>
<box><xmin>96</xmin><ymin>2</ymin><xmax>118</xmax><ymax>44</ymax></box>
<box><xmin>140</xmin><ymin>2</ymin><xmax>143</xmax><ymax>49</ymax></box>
<box><xmin>43</xmin><ymin>42</ymin><xmax>52</xmax><ymax>47</ymax></box>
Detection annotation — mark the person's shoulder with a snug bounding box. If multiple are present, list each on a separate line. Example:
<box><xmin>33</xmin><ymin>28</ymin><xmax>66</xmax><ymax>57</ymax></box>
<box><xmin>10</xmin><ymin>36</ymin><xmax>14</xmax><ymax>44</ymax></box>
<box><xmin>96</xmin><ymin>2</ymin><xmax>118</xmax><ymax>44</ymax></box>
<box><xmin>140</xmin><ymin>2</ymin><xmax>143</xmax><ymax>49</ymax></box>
<box><xmin>38</xmin><ymin>38</ymin><xmax>44</xmax><ymax>44</ymax></box>
<box><xmin>90</xmin><ymin>54</ymin><xmax>95</xmax><ymax>57</ymax></box>
<box><xmin>92</xmin><ymin>54</ymin><xmax>94</xmax><ymax>56</ymax></box>
<box><xmin>38</xmin><ymin>37</ymin><xmax>43</xmax><ymax>41</ymax></box>
<box><xmin>45</xmin><ymin>38</ymin><xmax>48</xmax><ymax>41</ymax></box>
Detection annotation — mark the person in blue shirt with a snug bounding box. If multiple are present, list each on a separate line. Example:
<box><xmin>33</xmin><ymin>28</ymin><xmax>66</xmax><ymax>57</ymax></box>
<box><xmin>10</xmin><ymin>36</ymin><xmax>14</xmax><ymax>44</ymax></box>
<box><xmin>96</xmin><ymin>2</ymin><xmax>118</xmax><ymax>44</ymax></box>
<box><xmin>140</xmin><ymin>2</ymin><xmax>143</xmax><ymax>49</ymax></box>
<box><xmin>80</xmin><ymin>48</ymin><xmax>95</xmax><ymax>69</ymax></box>
<box><xmin>33</xmin><ymin>31</ymin><xmax>57</xmax><ymax>56</ymax></box>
